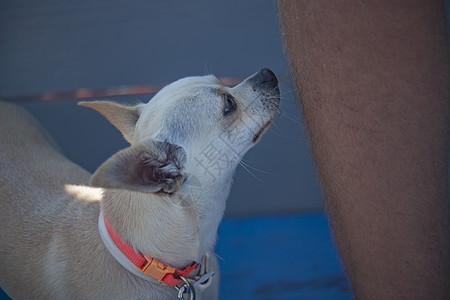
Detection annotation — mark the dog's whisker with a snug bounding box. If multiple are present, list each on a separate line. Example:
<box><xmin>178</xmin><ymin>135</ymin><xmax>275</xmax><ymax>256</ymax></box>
<box><xmin>240</xmin><ymin>160</ymin><xmax>277</xmax><ymax>176</ymax></box>
<box><xmin>267</xmin><ymin>123</ymin><xmax>292</xmax><ymax>139</ymax></box>
<box><xmin>278</xmin><ymin>111</ymin><xmax>302</xmax><ymax>125</ymax></box>
<box><xmin>238</xmin><ymin>161</ymin><xmax>268</xmax><ymax>183</ymax></box>
<box><xmin>211</xmin><ymin>251</ymin><xmax>225</xmax><ymax>262</ymax></box>
<box><xmin>203</xmin><ymin>61</ymin><xmax>213</xmax><ymax>76</ymax></box>
<box><xmin>279</xmin><ymin>87</ymin><xmax>295</xmax><ymax>95</ymax></box>
<box><xmin>265</xmin><ymin>118</ymin><xmax>284</xmax><ymax>133</ymax></box>
<box><xmin>240</xmin><ymin>157</ymin><xmax>259</xmax><ymax>164</ymax></box>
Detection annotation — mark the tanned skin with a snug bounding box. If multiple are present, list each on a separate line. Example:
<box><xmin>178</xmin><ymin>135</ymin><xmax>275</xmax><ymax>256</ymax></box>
<box><xmin>278</xmin><ymin>1</ymin><xmax>449</xmax><ymax>298</ymax></box>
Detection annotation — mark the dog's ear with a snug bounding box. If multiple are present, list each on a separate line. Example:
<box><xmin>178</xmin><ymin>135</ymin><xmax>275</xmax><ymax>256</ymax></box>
<box><xmin>78</xmin><ymin>101</ymin><xmax>141</xmax><ymax>143</ymax></box>
<box><xmin>90</xmin><ymin>140</ymin><xmax>186</xmax><ymax>194</ymax></box>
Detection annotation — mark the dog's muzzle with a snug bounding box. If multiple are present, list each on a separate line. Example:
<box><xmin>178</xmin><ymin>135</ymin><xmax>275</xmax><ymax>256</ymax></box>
<box><xmin>247</xmin><ymin>68</ymin><xmax>280</xmax><ymax>143</ymax></box>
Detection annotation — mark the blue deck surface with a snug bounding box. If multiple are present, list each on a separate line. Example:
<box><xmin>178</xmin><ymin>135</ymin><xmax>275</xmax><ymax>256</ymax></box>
<box><xmin>216</xmin><ymin>213</ymin><xmax>352</xmax><ymax>299</ymax></box>
<box><xmin>0</xmin><ymin>213</ymin><xmax>352</xmax><ymax>299</ymax></box>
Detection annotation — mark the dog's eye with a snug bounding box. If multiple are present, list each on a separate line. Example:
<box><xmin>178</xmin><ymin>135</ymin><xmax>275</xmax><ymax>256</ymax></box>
<box><xmin>223</xmin><ymin>94</ymin><xmax>236</xmax><ymax>116</ymax></box>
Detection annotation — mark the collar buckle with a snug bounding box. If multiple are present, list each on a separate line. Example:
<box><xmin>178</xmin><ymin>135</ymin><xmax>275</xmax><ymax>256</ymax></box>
<box><xmin>140</xmin><ymin>256</ymin><xmax>176</xmax><ymax>282</ymax></box>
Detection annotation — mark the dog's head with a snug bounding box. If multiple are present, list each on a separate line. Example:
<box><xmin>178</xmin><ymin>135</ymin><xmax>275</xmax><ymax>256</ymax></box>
<box><xmin>79</xmin><ymin>68</ymin><xmax>280</xmax><ymax>196</ymax></box>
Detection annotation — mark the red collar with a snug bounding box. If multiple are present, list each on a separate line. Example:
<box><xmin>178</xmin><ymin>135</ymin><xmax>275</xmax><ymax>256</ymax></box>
<box><xmin>103</xmin><ymin>216</ymin><xmax>198</xmax><ymax>286</ymax></box>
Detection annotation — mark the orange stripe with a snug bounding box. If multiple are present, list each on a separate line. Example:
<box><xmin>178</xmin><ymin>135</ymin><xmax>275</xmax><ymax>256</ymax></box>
<box><xmin>3</xmin><ymin>77</ymin><xmax>246</xmax><ymax>103</ymax></box>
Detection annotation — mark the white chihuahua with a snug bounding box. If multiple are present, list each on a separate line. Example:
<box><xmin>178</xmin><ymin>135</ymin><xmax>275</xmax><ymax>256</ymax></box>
<box><xmin>0</xmin><ymin>68</ymin><xmax>280</xmax><ymax>299</ymax></box>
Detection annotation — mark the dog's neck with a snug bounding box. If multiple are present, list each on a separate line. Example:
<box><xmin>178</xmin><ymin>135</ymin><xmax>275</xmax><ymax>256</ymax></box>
<box><xmin>100</xmin><ymin>180</ymin><xmax>230</xmax><ymax>269</ymax></box>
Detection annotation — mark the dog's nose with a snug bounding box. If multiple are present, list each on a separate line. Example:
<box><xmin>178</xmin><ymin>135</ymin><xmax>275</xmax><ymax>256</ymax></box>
<box><xmin>260</xmin><ymin>68</ymin><xmax>277</xmax><ymax>85</ymax></box>
<box><xmin>248</xmin><ymin>68</ymin><xmax>278</xmax><ymax>90</ymax></box>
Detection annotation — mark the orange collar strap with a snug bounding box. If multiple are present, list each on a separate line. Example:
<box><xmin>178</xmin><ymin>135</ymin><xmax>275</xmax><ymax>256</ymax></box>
<box><xmin>103</xmin><ymin>215</ymin><xmax>198</xmax><ymax>286</ymax></box>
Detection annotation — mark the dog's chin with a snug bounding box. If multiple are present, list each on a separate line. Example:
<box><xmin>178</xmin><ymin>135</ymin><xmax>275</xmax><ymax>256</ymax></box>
<box><xmin>252</xmin><ymin>119</ymin><xmax>273</xmax><ymax>144</ymax></box>
<box><xmin>252</xmin><ymin>87</ymin><xmax>280</xmax><ymax>144</ymax></box>
<box><xmin>252</xmin><ymin>103</ymin><xmax>280</xmax><ymax>144</ymax></box>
